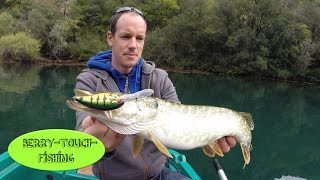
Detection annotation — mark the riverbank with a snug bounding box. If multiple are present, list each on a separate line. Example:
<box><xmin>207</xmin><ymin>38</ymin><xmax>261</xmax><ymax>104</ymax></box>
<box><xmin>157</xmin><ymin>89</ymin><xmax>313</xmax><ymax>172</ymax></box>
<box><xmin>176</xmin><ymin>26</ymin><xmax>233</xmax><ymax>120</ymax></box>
<box><xmin>2</xmin><ymin>60</ymin><xmax>319</xmax><ymax>85</ymax></box>
<box><xmin>158</xmin><ymin>65</ymin><xmax>320</xmax><ymax>85</ymax></box>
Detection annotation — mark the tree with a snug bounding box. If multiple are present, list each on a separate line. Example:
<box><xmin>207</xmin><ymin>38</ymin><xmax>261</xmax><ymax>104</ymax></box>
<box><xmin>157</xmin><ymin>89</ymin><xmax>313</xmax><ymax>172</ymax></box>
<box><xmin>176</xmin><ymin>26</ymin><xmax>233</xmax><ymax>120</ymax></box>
<box><xmin>0</xmin><ymin>12</ymin><xmax>14</xmax><ymax>36</ymax></box>
<box><xmin>138</xmin><ymin>0</ymin><xmax>180</xmax><ymax>30</ymax></box>
<box><xmin>294</xmin><ymin>0</ymin><xmax>320</xmax><ymax>70</ymax></box>
<box><xmin>48</xmin><ymin>18</ymin><xmax>79</xmax><ymax>60</ymax></box>
<box><xmin>0</xmin><ymin>32</ymin><xmax>41</xmax><ymax>62</ymax></box>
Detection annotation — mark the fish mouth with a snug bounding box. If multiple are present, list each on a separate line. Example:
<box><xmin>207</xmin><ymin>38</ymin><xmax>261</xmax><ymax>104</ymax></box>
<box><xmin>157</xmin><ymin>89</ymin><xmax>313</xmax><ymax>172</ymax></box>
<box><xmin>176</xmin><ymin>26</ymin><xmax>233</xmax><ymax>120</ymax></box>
<box><xmin>240</xmin><ymin>143</ymin><xmax>252</xmax><ymax>169</ymax></box>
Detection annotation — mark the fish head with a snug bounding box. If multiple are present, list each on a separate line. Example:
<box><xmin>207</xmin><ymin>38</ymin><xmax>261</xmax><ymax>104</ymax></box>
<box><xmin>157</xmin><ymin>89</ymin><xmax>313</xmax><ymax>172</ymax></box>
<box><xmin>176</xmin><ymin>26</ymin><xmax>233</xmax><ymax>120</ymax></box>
<box><xmin>114</xmin><ymin>97</ymin><xmax>159</xmax><ymax>123</ymax></box>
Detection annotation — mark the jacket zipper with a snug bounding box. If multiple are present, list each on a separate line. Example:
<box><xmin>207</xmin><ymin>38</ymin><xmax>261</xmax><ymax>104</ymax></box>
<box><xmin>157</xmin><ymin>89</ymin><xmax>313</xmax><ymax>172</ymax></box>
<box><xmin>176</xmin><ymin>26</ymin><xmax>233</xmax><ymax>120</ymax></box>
<box><xmin>124</xmin><ymin>76</ymin><xmax>130</xmax><ymax>93</ymax></box>
<box><xmin>139</xmin><ymin>152</ymin><xmax>150</xmax><ymax>179</ymax></box>
<box><xmin>125</xmin><ymin>76</ymin><xmax>150</xmax><ymax>178</ymax></box>
<box><xmin>128</xmin><ymin>74</ymin><xmax>151</xmax><ymax>179</ymax></box>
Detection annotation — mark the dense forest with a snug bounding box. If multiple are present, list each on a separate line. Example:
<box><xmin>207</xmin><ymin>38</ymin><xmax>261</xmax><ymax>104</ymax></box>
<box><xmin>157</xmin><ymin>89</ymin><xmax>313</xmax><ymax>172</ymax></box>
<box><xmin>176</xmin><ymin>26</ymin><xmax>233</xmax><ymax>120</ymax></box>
<box><xmin>0</xmin><ymin>0</ymin><xmax>320</xmax><ymax>82</ymax></box>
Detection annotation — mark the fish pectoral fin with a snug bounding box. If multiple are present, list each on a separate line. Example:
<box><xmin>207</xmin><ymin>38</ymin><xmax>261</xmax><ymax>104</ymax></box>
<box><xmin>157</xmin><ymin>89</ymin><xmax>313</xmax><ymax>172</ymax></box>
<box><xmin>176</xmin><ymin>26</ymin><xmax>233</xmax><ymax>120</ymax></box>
<box><xmin>202</xmin><ymin>145</ymin><xmax>216</xmax><ymax>157</ymax></box>
<box><xmin>103</xmin><ymin>111</ymin><xmax>112</xmax><ymax>120</ymax></box>
<box><xmin>211</xmin><ymin>141</ymin><xmax>224</xmax><ymax>157</ymax></box>
<box><xmin>74</xmin><ymin>89</ymin><xmax>93</xmax><ymax>96</ymax></box>
<box><xmin>203</xmin><ymin>141</ymin><xmax>224</xmax><ymax>157</ymax></box>
<box><xmin>147</xmin><ymin>130</ymin><xmax>172</xmax><ymax>158</ymax></box>
<box><xmin>132</xmin><ymin>135</ymin><xmax>144</xmax><ymax>158</ymax></box>
<box><xmin>240</xmin><ymin>143</ymin><xmax>252</xmax><ymax>169</ymax></box>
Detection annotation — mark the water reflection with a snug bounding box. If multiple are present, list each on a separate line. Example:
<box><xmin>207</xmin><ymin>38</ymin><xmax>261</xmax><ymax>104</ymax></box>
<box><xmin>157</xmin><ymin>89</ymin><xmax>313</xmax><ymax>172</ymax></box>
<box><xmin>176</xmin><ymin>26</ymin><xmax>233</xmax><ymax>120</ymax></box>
<box><xmin>0</xmin><ymin>63</ymin><xmax>41</xmax><ymax>94</ymax></box>
<box><xmin>0</xmin><ymin>63</ymin><xmax>42</xmax><ymax>112</ymax></box>
<box><xmin>0</xmin><ymin>64</ymin><xmax>85</xmax><ymax>156</ymax></box>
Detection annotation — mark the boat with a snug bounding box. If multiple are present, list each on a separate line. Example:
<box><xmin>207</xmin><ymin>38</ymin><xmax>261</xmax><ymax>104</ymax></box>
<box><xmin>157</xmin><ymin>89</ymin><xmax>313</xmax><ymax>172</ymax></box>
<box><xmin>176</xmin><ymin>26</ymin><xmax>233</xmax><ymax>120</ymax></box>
<box><xmin>0</xmin><ymin>149</ymin><xmax>201</xmax><ymax>180</ymax></box>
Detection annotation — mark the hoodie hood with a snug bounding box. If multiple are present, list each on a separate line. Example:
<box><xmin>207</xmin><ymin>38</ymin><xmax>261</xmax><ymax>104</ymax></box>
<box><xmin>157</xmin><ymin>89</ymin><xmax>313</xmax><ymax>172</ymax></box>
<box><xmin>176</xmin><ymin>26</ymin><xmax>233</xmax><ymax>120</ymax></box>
<box><xmin>87</xmin><ymin>50</ymin><xmax>143</xmax><ymax>93</ymax></box>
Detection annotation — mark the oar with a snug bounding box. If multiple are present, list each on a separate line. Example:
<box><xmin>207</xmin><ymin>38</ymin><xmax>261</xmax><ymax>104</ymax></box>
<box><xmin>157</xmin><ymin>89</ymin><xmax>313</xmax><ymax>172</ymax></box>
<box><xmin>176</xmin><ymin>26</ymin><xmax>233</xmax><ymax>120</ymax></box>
<box><xmin>213</xmin><ymin>159</ymin><xmax>228</xmax><ymax>180</ymax></box>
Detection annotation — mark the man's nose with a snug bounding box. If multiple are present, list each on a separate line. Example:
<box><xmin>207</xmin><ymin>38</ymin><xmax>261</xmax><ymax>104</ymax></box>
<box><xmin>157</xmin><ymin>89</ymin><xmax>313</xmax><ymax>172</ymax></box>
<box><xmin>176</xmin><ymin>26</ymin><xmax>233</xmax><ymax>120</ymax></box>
<box><xmin>128</xmin><ymin>38</ymin><xmax>137</xmax><ymax>49</ymax></box>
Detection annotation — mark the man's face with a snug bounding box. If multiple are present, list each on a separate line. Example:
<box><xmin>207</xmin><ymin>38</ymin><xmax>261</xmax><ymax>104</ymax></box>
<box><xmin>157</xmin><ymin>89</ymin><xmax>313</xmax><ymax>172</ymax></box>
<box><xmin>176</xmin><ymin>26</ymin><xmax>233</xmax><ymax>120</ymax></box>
<box><xmin>107</xmin><ymin>12</ymin><xmax>147</xmax><ymax>74</ymax></box>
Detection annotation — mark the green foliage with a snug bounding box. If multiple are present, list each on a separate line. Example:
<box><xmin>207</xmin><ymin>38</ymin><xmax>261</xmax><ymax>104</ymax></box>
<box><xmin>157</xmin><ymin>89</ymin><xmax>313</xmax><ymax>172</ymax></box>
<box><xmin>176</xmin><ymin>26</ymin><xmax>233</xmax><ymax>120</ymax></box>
<box><xmin>24</xmin><ymin>8</ymin><xmax>50</xmax><ymax>40</ymax></box>
<box><xmin>144</xmin><ymin>28</ymin><xmax>176</xmax><ymax>65</ymax></box>
<box><xmin>308</xmin><ymin>68</ymin><xmax>320</xmax><ymax>81</ymax></box>
<box><xmin>67</xmin><ymin>31</ymin><xmax>107</xmax><ymax>60</ymax></box>
<box><xmin>294</xmin><ymin>1</ymin><xmax>320</xmax><ymax>71</ymax></box>
<box><xmin>138</xmin><ymin>0</ymin><xmax>180</xmax><ymax>29</ymax></box>
<box><xmin>72</xmin><ymin>0</ymin><xmax>115</xmax><ymax>34</ymax></box>
<box><xmin>48</xmin><ymin>18</ymin><xmax>79</xmax><ymax>60</ymax></box>
<box><xmin>145</xmin><ymin>0</ymin><xmax>320</xmax><ymax>82</ymax></box>
<box><xmin>1</xmin><ymin>0</ymin><xmax>320</xmax><ymax>82</ymax></box>
<box><xmin>0</xmin><ymin>32</ymin><xmax>41</xmax><ymax>62</ymax></box>
<box><xmin>277</xmin><ymin>69</ymin><xmax>292</xmax><ymax>80</ymax></box>
<box><xmin>0</xmin><ymin>12</ymin><xmax>14</xmax><ymax>36</ymax></box>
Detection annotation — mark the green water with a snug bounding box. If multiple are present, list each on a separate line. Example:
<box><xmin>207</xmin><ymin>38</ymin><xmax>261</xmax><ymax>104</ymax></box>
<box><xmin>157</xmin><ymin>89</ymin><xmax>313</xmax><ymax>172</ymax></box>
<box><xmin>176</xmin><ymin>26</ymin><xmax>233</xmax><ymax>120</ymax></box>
<box><xmin>0</xmin><ymin>63</ymin><xmax>319</xmax><ymax>180</ymax></box>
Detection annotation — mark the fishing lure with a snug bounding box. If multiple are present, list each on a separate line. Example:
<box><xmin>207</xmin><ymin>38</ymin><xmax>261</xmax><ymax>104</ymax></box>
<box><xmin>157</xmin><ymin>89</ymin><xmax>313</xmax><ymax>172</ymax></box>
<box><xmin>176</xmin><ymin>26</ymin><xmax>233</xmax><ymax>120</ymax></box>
<box><xmin>74</xmin><ymin>92</ymin><xmax>124</xmax><ymax>110</ymax></box>
<box><xmin>72</xmin><ymin>88</ymin><xmax>155</xmax><ymax>110</ymax></box>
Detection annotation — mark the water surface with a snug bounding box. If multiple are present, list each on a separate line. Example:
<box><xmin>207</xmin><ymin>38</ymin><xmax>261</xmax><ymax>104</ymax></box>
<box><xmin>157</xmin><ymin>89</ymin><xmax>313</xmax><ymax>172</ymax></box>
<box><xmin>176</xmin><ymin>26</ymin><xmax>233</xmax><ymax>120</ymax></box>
<box><xmin>0</xmin><ymin>63</ymin><xmax>319</xmax><ymax>180</ymax></box>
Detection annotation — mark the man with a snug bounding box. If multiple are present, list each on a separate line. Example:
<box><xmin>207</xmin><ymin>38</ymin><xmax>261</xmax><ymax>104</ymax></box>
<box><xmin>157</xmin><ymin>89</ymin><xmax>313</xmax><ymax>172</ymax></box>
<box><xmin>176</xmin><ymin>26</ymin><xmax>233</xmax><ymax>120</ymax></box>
<box><xmin>75</xmin><ymin>7</ymin><xmax>236</xmax><ymax>180</ymax></box>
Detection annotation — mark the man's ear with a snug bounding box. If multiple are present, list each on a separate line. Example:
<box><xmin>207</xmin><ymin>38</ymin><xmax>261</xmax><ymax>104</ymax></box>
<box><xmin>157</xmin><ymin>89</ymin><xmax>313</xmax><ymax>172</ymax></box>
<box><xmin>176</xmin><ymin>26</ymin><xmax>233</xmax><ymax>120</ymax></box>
<box><xmin>106</xmin><ymin>31</ymin><xmax>113</xmax><ymax>47</ymax></box>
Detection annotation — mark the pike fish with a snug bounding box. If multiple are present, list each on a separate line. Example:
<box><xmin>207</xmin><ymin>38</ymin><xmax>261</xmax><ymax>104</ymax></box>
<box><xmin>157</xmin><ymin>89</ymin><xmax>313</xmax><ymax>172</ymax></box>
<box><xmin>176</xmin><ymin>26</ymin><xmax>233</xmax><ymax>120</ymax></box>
<box><xmin>66</xmin><ymin>89</ymin><xmax>254</xmax><ymax>168</ymax></box>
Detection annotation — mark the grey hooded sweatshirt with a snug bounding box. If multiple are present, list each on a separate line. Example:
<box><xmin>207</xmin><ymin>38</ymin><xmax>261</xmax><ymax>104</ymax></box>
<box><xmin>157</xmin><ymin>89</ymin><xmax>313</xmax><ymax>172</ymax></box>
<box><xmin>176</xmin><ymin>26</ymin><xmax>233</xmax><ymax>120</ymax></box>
<box><xmin>75</xmin><ymin>61</ymin><xmax>180</xmax><ymax>180</ymax></box>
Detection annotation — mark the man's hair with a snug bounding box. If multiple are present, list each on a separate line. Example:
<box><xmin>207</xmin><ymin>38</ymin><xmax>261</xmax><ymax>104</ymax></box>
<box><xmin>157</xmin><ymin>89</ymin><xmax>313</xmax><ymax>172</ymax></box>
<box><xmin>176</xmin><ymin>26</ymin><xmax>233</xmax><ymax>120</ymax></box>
<box><xmin>109</xmin><ymin>7</ymin><xmax>147</xmax><ymax>34</ymax></box>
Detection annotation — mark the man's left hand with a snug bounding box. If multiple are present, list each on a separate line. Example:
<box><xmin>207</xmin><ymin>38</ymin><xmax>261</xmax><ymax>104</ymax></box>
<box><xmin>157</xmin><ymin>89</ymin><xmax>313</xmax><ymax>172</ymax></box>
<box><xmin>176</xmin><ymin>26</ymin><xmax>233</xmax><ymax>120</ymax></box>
<box><xmin>218</xmin><ymin>136</ymin><xmax>237</xmax><ymax>153</ymax></box>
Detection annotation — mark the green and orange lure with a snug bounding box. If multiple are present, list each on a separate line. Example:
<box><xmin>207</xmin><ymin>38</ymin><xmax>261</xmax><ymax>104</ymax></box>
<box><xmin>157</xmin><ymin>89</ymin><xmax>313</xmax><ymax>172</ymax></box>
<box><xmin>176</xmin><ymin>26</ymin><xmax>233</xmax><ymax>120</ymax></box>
<box><xmin>73</xmin><ymin>91</ymin><xmax>124</xmax><ymax>110</ymax></box>
<box><xmin>70</xmin><ymin>88</ymin><xmax>155</xmax><ymax>111</ymax></box>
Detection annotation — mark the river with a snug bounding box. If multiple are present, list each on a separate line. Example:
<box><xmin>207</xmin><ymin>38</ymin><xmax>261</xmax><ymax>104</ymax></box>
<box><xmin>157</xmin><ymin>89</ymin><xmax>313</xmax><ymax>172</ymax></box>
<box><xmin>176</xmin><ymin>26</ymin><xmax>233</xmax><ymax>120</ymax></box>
<box><xmin>0</xmin><ymin>63</ymin><xmax>319</xmax><ymax>180</ymax></box>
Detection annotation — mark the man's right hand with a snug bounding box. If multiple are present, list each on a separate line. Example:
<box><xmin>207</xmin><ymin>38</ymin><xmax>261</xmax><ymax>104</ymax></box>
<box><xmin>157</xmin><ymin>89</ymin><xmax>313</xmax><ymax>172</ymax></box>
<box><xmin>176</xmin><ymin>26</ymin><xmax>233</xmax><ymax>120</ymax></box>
<box><xmin>81</xmin><ymin>116</ymin><xmax>125</xmax><ymax>152</ymax></box>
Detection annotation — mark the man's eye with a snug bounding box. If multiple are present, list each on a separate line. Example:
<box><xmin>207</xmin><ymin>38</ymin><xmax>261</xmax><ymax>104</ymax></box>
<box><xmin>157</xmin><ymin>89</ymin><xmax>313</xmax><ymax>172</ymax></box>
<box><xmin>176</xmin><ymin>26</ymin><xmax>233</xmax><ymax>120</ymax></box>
<box><xmin>122</xmin><ymin>35</ymin><xmax>131</xmax><ymax>39</ymax></box>
<box><xmin>137</xmin><ymin>36</ymin><xmax>145</xmax><ymax>41</ymax></box>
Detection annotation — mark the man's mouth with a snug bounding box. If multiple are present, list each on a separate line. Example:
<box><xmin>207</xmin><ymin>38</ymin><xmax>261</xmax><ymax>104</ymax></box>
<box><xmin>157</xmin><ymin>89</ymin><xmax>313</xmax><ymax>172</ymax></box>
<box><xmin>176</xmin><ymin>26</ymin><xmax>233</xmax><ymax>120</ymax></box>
<box><xmin>124</xmin><ymin>53</ymin><xmax>137</xmax><ymax>58</ymax></box>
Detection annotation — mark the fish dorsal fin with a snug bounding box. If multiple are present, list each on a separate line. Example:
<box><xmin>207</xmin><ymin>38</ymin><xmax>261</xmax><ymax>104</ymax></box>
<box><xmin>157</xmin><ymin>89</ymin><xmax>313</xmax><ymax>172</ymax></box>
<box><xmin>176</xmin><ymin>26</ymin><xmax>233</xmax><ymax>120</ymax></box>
<box><xmin>202</xmin><ymin>141</ymin><xmax>224</xmax><ymax>157</ymax></box>
<box><xmin>239</xmin><ymin>112</ymin><xmax>254</xmax><ymax>130</ymax></box>
<box><xmin>147</xmin><ymin>130</ymin><xmax>172</xmax><ymax>158</ymax></box>
<box><xmin>74</xmin><ymin>89</ymin><xmax>93</xmax><ymax>96</ymax></box>
<box><xmin>132</xmin><ymin>135</ymin><xmax>144</xmax><ymax>157</ymax></box>
<box><xmin>121</xmin><ymin>89</ymin><xmax>154</xmax><ymax>102</ymax></box>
